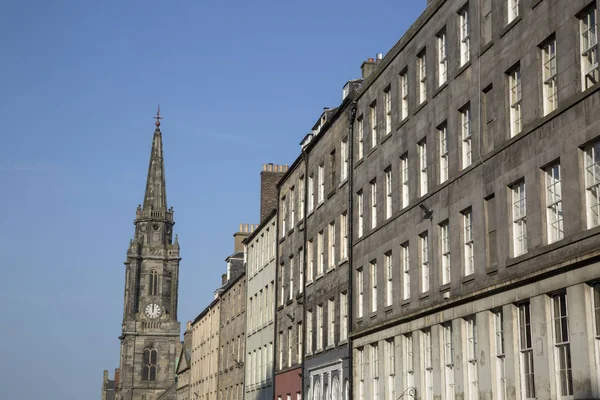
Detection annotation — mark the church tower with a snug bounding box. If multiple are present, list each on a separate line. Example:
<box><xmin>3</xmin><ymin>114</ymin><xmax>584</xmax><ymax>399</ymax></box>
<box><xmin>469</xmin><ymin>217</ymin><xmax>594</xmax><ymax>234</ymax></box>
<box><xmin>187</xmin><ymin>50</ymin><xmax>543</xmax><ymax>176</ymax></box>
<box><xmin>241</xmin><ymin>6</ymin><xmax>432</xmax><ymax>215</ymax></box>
<box><xmin>116</xmin><ymin>109</ymin><xmax>181</xmax><ymax>400</ymax></box>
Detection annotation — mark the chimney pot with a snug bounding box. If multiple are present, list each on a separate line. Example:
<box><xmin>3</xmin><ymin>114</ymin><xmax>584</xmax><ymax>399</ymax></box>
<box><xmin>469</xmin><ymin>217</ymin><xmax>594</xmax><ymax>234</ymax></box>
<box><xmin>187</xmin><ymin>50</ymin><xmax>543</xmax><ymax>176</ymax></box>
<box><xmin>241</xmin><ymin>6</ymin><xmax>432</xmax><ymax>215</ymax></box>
<box><xmin>368</xmin><ymin>57</ymin><xmax>374</xmax><ymax>62</ymax></box>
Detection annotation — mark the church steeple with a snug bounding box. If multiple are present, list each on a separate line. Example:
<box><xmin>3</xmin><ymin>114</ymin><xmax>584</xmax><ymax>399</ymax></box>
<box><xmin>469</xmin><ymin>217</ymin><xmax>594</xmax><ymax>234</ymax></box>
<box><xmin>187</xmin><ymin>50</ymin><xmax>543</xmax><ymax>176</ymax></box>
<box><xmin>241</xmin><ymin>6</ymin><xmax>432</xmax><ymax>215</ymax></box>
<box><xmin>143</xmin><ymin>106</ymin><xmax>167</xmax><ymax>210</ymax></box>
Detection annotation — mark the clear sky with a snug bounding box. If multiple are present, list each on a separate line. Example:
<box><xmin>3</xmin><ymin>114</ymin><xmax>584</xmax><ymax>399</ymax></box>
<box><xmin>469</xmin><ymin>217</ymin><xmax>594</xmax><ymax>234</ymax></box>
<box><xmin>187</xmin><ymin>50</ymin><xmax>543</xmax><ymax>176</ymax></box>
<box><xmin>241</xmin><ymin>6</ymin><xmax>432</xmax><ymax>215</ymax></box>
<box><xmin>0</xmin><ymin>1</ymin><xmax>424</xmax><ymax>398</ymax></box>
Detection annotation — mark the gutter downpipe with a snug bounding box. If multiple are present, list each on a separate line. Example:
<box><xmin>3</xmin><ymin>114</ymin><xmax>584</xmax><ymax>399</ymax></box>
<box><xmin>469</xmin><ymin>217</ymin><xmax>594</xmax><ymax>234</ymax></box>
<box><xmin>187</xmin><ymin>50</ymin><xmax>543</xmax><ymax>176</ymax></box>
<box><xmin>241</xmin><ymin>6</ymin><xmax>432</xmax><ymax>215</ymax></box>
<box><xmin>347</xmin><ymin>99</ymin><xmax>357</xmax><ymax>400</ymax></box>
<box><xmin>301</xmin><ymin>146</ymin><xmax>309</xmax><ymax>399</ymax></box>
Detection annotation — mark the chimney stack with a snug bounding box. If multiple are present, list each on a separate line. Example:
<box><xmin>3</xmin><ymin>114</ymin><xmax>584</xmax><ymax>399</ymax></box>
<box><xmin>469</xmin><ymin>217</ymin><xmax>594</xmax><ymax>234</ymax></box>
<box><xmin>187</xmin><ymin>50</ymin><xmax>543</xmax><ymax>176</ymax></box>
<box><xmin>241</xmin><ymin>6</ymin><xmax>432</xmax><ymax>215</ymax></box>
<box><xmin>233</xmin><ymin>223</ymin><xmax>256</xmax><ymax>253</ymax></box>
<box><xmin>361</xmin><ymin>56</ymin><xmax>381</xmax><ymax>79</ymax></box>
<box><xmin>260</xmin><ymin>163</ymin><xmax>289</xmax><ymax>223</ymax></box>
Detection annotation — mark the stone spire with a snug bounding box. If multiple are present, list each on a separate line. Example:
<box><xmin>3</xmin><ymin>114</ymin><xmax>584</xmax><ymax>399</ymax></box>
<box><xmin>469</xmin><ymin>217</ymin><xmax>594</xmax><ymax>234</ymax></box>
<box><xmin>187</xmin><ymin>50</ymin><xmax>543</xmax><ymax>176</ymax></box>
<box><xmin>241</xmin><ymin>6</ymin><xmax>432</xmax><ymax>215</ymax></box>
<box><xmin>143</xmin><ymin>106</ymin><xmax>167</xmax><ymax>210</ymax></box>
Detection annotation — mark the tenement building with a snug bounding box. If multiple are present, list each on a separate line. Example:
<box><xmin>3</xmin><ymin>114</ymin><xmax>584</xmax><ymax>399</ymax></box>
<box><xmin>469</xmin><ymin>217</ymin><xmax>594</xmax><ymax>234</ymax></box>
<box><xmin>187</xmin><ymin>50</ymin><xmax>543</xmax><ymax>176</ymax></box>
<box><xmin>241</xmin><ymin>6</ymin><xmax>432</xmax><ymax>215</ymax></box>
<box><xmin>189</xmin><ymin>225</ymin><xmax>251</xmax><ymax>400</ymax></box>
<box><xmin>244</xmin><ymin>210</ymin><xmax>277</xmax><ymax>400</ymax></box>
<box><xmin>351</xmin><ymin>0</ymin><xmax>600</xmax><ymax>399</ymax></box>
<box><xmin>112</xmin><ymin>111</ymin><xmax>181</xmax><ymax>400</ymax></box>
<box><xmin>301</xmin><ymin>97</ymin><xmax>357</xmax><ymax>400</ymax></box>
<box><xmin>175</xmin><ymin>323</ymin><xmax>192</xmax><ymax>400</ymax></box>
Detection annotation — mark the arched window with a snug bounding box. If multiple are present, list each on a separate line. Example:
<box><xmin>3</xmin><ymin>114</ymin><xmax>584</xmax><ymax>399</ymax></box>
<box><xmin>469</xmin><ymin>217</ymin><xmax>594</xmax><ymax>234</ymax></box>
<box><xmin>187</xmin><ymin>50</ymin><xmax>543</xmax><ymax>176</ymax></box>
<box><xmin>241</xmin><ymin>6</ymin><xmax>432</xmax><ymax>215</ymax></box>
<box><xmin>344</xmin><ymin>379</ymin><xmax>349</xmax><ymax>400</ymax></box>
<box><xmin>149</xmin><ymin>270</ymin><xmax>159</xmax><ymax>296</ymax></box>
<box><xmin>314</xmin><ymin>381</ymin><xmax>321</xmax><ymax>400</ymax></box>
<box><xmin>332</xmin><ymin>377</ymin><xmax>340</xmax><ymax>400</ymax></box>
<box><xmin>142</xmin><ymin>348</ymin><xmax>157</xmax><ymax>381</ymax></box>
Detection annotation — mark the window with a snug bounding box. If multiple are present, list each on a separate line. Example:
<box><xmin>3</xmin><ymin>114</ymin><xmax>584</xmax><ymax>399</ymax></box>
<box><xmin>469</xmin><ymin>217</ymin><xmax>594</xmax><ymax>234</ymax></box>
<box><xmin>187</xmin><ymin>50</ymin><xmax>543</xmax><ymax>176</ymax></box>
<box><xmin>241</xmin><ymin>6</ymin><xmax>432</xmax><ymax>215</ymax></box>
<box><xmin>289</xmin><ymin>258</ymin><xmax>294</xmax><ymax>301</ymax></box>
<box><xmin>298</xmin><ymin>322</ymin><xmax>303</xmax><ymax>363</ymax></box>
<box><xmin>461</xmin><ymin>106</ymin><xmax>472</xmax><ymax>169</ymax></box>
<box><xmin>404</xmin><ymin>334</ymin><xmax>414</xmax><ymax>391</ymax></box>
<box><xmin>507</xmin><ymin>0</ymin><xmax>519</xmax><ymax>24</ymax></box>
<box><xmin>385</xmin><ymin>252</ymin><xmax>393</xmax><ymax>307</ymax></box>
<box><xmin>299</xmin><ymin>176</ymin><xmax>305</xmax><ymax>218</ymax></box>
<box><xmin>299</xmin><ymin>247</ymin><xmax>304</xmax><ymax>293</ymax></box>
<box><xmin>371</xmin><ymin>343</ymin><xmax>379</xmax><ymax>399</ymax></box>
<box><xmin>358</xmin><ymin>268</ymin><xmax>364</xmax><ymax>318</ymax></box>
<box><xmin>545</xmin><ymin>163</ymin><xmax>563</xmax><ymax>243</ymax></box>
<box><xmin>585</xmin><ymin>140</ymin><xmax>600</xmax><ymax>228</ymax></box>
<box><xmin>317</xmin><ymin>231</ymin><xmax>324</xmax><ymax>275</ymax></box>
<box><xmin>439</xmin><ymin>123</ymin><xmax>448</xmax><ymax>182</ymax></box>
<box><xmin>317</xmin><ymin>304</ymin><xmax>323</xmax><ymax>350</ymax></box>
<box><xmin>482</xmin><ymin>0</ymin><xmax>492</xmax><ymax>44</ymax></box>
<box><xmin>418</xmin><ymin>51</ymin><xmax>427</xmax><ymax>103</ymax></box>
<box><xmin>384</xmin><ymin>88</ymin><xmax>392</xmax><ymax>135</ymax></box>
<box><xmin>358</xmin><ymin>190</ymin><xmax>364</xmax><ymax>237</ymax></box>
<box><xmin>341</xmin><ymin>138</ymin><xmax>349</xmax><ymax>182</ymax></box>
<box><xmin>420</xmin><ymin>233</ymin><xmax>429</xmax><ymax>293</ymax></box>
<box><xmin>281</xmin><ymin>196</ymin><xmax>287</xmax><ymax>236</ymax></box>
<box><xmin>370</xmin><ymin>261</ymin><xmax>378</xmax><ymax>313</ymax></box>
<box><xmin>518</xmin><ymin>303</ymin><xmax>535</xmax><ymax>399</ymax></box>
<box><xmin>340</xmin><ymin>292</ymin><xmax>348</xmax><ymax>341</ymax></box>
<box><xmin>290</xmin><ymin>187</ymin><xmax>295</xmax><ymax>227</ymax></box>
<box><xmin>142</xmin><ymin>348</ymin><xmax>157</xmax><ymax>381</ymax></box>
<box><xmin>459</xmin><ymin>7</ymin><xmax>470</xmax><ymax>66</ymax></box>
<box><xmin>318</xmin><ymin>164</ymin><xmax>324</xmax><ymax>204</ymax></box>
<box><xmin>581</xmin><ymin>5</ymin><xmax>599</xmax><ymax>90</ymax></box>
<box><xmin>307</xmin><ymin>239</ymin><xmax>314</xmax><ymax>282</ymax></box>
<box><xmin>385</xmin><ymin>168</ymin><xmax>392</xmax><ymax>219</ymax></box>
<box><xmin>330</xmin><ymin>150</ymin><xmax>336</xmax><ymax>192</ymax></box>
<box><xmin>440</xmin><ymin>221</ymin><xmax>451</xmax><ymax>285</ymax></box>
<box><xmin>386</xmin><ymin>339</ymin><xmax>395</xmax><ymax>400</ymax></box>
<box><xmin>328</xmin><ymin>298</ymin><xmax>335</xmax><ymax>347</ymax></box>
<box><xmin>443</xmin><ymin>324</ymin><xmax>455</xmax><ymax>400</ymax></box>
<box><xmin>287</xmin><ymin>327</ymin><xmax>293</xmax><ymax>367</ymax></box>
<box><xmin>437</xmin><ymin>30</ymin><xmax>448</xmax><ymax>86</ymax></box>
<box><xmin>358</xmin><ymin>117</ymin><xmax>364</xmax><ymax>160</ymax></box>
<box><xmin>424</xmin><ymin>330</ymin><xmax>433</xmax><ymax>400</ymax></box>
<box><xmin>329</xmin><ymin>221</ymin><xmax>336</xmax><ymax>269</ymax></box>
<box><xmin>278</xmin><ymin>331</ymin><xmax>283</xmax><ymax>369</ymax></box>
<box><xmin>358</xmin><ymin>348</ymin><xmax>365</xmax><ymax>400</ymax></box>
<box><xmin>307</xmin><ymin>310</ymin><xmax>313</xmax><ymax>354</ymax></box>
<box><xmin>149</xmin><ymin>270</ymin><xmax>159</xmax><ymax>296</ymax></box>
<box><xmin>511</xmin><ymin>180</ymin><xmax>527</xmax><ymax>256</ymax></box>
<box><xmin>401</xmin><ymin>155</ymin><xmax>409</xmax><ymax>208</ymax></box>
<box><xmin>508</xmin><ymin>66</ymin><xmax>522</xmax><ymax>137</ymax></box>
<box><xmin>465</xmin><ymin>317</ymin><xmax>478</xmax><ymax>400</ymax></box>
<box><xmin>341</xmin><ymin>212</ymin><xmax>348</xmax><ymax>260</ymax></box>
<box><xmin>419</xmin><ymin>141</ymin><xmax>428</xmax><ymax>196</ymax></box>
<box><xmin>400</xmin><ymin>71</ymin><xmax>409</xmax><ymax>120</ymax></box>
<box><xmin>593</xmin><ymin>284</ymin><xmax>600</xmax><ymax>390</ymax></box>
<box><xmin>541</xmin><ymin>38</ymin><xmax>557</xmax><ymax>115</ymax></box>
<box><xmin>494</xmin><ymin>310</ymin><xmax>507</xmax><ymax>400</ymax></box>
<box><xmin>371</xmin><ymin>179</ymin><xmax>378</xmax><ymax>229</ymax></box>
<box><xmin>402</xmin><ymin>243</ymin><xmax>410</xmax><ymax>300</ymax></box>
<box><xmin>371</xmin><ymin>102</ymin><xmax>378</xmax><ymax>148</ymax></box>
<box><xmin>308</xmin><ymin>174</ymin><xmax>314</xmax><ymax>213</ymax></box>
<box><xmin>461</xmin><ymin>209</ymin><xmax>474</xmax><ymax>275</ymax></box>
<box><xmin>552</xmin><ymin>293</ymin><xmax>573</xmax><ymax>396</ymax></box>
<box><xmin>279</xmin><ymin>264</ymin><xmax>285</xmax><ymax>306</ymax></box>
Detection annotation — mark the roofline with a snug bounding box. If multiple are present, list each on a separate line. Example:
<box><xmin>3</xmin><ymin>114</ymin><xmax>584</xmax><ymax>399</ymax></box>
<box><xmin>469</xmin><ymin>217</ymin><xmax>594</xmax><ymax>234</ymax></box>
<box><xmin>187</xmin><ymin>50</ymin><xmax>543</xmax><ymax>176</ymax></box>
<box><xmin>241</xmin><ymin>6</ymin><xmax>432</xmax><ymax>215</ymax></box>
<box><xmin>243</xmin><ymin>209</ymin><xmax>277</xmax><ymax>244</ymax></box>
<box><xmin>191</xmin><ymin>297</ymin><xmax>219</xmax><ymax>325</ymax></box>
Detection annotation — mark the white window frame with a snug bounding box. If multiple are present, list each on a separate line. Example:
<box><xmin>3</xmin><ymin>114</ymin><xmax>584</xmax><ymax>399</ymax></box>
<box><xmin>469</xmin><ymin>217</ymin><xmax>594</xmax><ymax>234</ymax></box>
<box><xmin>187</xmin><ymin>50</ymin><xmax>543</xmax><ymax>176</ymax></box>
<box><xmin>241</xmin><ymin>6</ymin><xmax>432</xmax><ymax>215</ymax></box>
<box><xmin>440</xmin><ymin>221</ymin><xmax>451</xmax><ymax>285</ymax></box>
<box><xmin>542</xmin><ymin>38</ymin><xmax>557</xmax><ymax>115</ymax></box>
<box><xmin>581</xmin><ymin>6</ymin><xmax>599</xmax><ymax>90</ymax></box>
<box><xmin>400</xmin><ymin>71</ymin><xmax>409</xmax><ymax>120</ymax></box>
<box><xmin>545</xmin><ymin>162</ymin><xmax>563</xmax><ymax>243</ymax></box>
<box><xmin>329</xmin><ymin>221</ymin><xmax>336</xmax><ymax>269</ymax></box>
<box><xmin>341</xmin><ymin>212</ymin><xmax>348</xmax><ymax>260</ymax></box>
<box><xmin>585</xmin><ymin>141</ymin><xmax>600</xmax><ymax>228</ymax></box>
<box><xmin>308</xmin><ymin>174</ymin><xmax>314</xmax><ymax>213</ymax></box>
<box><xmin>299</xmin><ymin>247</ymin><xmax>304</xmax><ymax>293</ymax></box>
<box><xmin>385</xmin><ymin>88</ymin><xmax>392</xmax><ymax>135</ymax></box>
<box><xmin>307</xmin><ymin>239</ymin><xmax>314</xmax><ymax>282</ymax></box>
<box><xmin>289</xmin><ymin>257</ymin><xmax>294</xmax><ymax>301</ymax></box>
<box><xmin>386</xmin><ymin>339</ymin><xmax>396</xmax><ymax>400</ymax></box>
<box><xmin>404</xmin><ymin>334</ymin><xmax>414</xmax><ymax>391</ymax></box>
<box><xmin>372</xmin><ymin>343</ymin><xmax>379</xmax><ymax>399</ymax></box>
<box><xmin>371</xmin><ymin>179</ymin><xmax>378</xmax><ymax>229</ymax></box>
<box><xmin>465</xmin><ymin>317</ymin><xmax>478</xmax><ymax>400</ymax></box>
<box><xmin>438</xmin><ymin>31</ymin><xmax>448</xmax><ymax>86</ymax></box>
<box><xmin>358</xmin><ymin>190</ymin><xmax>364</xmax><ymax>237</ymax></box>
<box><xmin>358</xmin><ymin>348</ymin><xmax>365</xmax><ymax>400</ymax></box>
<box><xmin>401</xmin><ymin>154</ymin><xmax>409</xmax><ymax>208</ymax></box>
<box><xmin>444</xmin><ymin>324</ymin><xmax>455</xmax><ymax>400</ymax></box>
<box><xmin>328</xmin><ymin>298</ymin><xmax>335</xmax><ymax>347</ymax></box>
<box><xmin>287</xmin><ymin>327</ymin><xmax>293</xmax><ymax>367</ymax></box>
<box><xmin>281</xmin><ymin>196</ymin><xmax>287</xmax><ymax>237</ymax></box>
<box><xmin>340</xmin><ymin>291</ymin><xmax>348</xmax><ymax>342</ymax></box>
<box><xmin>357</xmin><ymin>268</ymin><xmax>364</xmax><ymax>318</ymax></box>
<box><xmin>424</xmin><ymin>330</ymin><xmax>433</xmax><ymax>400</ymax></box>
<box><xmin>306</xmin><ymin>310</ymin><xmax>313</xmax><ymax>354</ymax></box>
<box><xmin>518</xmin><ymin>303</ymin><xmax>535</xmax><ymax>399</ymax></box>
<box><xmin>507</xmin><ymin>0</ymin><xmax>519</xmax><ymax>24</ymax></box>
<box><xmin>370</xmin><ymin>261</ymin><xmax>378</xmax><ymax>313</ymax></box>
<box><xmin>439</xmin><ymin>124</ymin><xmax>449</xmax><ymax>182</ymax></box>
<box><xmin>402</xmin><ymin>243</ymin><xmax>410</xmax><ymax>300</ymax></box>
<box><xmin>463</xmin><ymin>210</ymin><xmax>474</xmax><ymax>275</ymax></box>
<box><xmin>511</xmin><ymin>180</ymin><xmax>527</xmax><ymax>257</ymax></box>
<box><xmin>418</xmin><ymin>52</ymin><xmax>427</xmax><ymax>104</ymax></box>
<box><xmin>419</xmin><ymin>141</ymin><xmax>428</xmax><ymax>196</ymax></box>
<box><xmin>379</xmin><ymin>252</ymin><xmax>391</xmax><ymax>308</ymax></box>
<box><xmin>341</xmin><ymin>138</ymin><xmax>348</xmax><ymax>182</ymax></box>
<box><xmin>371</xmin><ymin>102</ymin><xmax>378</xmax><ymax>148</ymax></box>
<box><xmin>459</xmin><ymin>7</ymin><xmax>470</xmax><ymax>66</ymax></box>
<box><xmin>317</xmin><ymin>230</ymin><xmax>324</xmax><ymax>275</ymax></box>
<box><xmin>290</xmin><ymin>187</ymin><xmax>295</xmax><ymax>227</ymax></box>
<box><xmin>552</xmin><ymin>293</ymin><xmax>573</xmax><ymax>397</ymax></box>
<box><xmin>317</xmin><ymin>304</ymin><xmax>323</xmax><ymax>350</ymax></box>
<box><xmin>318</xmin><ymin>164</ymin><xmax>325</xmax><ymax>204</ymax></box>
<box><xmin>385</xmin><ymin>168</ymin><xmax>393</xmax><ymax>219</ymax></box>
<box><xmin>358</xmin><ymin>117</ymin><xmax>364</xmax><ymax>160</ymax></box>
<box><xmin>461</xmin><ymin>106</ymin><xmax>472</xmax><ymax>169</ymax></box>
<box><xmin>494</xmin><ymin>310</ymin><xmax>507</xmax><ymax>400</ymax></box>
<box><xmin>420</xmin><ymin>233</ymin><xmax>429</xmax><ymax>293</ymax></box>
<box><xmin>299</xmin><ymin>175</ymin><xmax>305</xmax><ymax>219</ymax></box>
<box><xmin>509</xmin><ymin>66</ymin><xmax>522</xmax><ymax>137</ymax></box>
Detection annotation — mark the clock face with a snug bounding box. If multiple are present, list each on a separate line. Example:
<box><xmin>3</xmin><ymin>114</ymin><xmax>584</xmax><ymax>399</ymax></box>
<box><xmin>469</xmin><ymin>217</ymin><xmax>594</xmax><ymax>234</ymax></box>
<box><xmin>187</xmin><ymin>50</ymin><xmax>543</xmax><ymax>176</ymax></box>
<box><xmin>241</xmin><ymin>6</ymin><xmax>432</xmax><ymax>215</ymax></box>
<box><xmin>144</xmin><ymin>303</ymin><xmax>162</xmax><ymax>319</ymax></box>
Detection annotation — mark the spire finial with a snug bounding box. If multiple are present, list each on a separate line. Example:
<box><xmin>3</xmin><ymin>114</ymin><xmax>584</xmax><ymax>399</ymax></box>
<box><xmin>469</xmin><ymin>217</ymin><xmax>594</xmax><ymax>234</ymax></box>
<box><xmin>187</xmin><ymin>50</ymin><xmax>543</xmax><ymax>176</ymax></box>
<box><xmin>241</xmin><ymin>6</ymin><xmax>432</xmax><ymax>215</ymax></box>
<box><xmin>154</xmin><ymin>105</ymin><xmax>163</xmax><ymax>127</ymax></box>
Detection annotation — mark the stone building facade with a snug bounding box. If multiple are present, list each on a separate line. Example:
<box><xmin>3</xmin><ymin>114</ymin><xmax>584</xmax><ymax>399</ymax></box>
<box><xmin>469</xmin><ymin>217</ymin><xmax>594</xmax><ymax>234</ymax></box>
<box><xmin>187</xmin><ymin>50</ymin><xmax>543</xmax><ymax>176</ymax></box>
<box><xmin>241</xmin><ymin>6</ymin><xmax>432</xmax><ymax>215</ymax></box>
<box><xmin>351</xmin><ymin>0</ymin><xmax>600</xmax><ymax>400</ymax></box>
<box><xmin>191</xmin><ymin>299</ymin><xmax>220</xmax><ymax>400</ymax></box>
<box><xmin>244</xmin><ymin>211</ymin><xmax>277</xmax><ymax>400</ymax></box>
<box><xmin>176</xmin><ymin>323</ymin><xmax>192</xmax><ymax>400</ymax></box>
<box><xmin>113</xmin><ymin>116</ymin><xmax>181</xmax><ymax>400</ymax></box>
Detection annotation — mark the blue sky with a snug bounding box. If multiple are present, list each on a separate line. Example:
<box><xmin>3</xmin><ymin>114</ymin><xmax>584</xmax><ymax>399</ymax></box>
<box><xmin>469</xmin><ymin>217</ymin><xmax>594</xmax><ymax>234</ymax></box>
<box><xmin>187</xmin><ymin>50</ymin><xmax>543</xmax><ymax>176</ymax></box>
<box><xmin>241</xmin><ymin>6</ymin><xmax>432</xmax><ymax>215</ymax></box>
<box><xmin>0</xmin><ymin>1</ymin><xmax>424</xmax><ymax>398</ymax></box>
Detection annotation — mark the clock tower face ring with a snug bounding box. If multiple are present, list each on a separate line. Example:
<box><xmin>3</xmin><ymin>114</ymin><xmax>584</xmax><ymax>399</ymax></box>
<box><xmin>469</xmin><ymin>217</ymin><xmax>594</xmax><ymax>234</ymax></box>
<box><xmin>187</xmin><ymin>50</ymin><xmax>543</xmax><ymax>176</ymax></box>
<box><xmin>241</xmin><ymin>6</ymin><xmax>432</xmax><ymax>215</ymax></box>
<box><xmin>144</xmin><ymin>303</ymin><xmax>162</xmax><ymax>319</ymax></box>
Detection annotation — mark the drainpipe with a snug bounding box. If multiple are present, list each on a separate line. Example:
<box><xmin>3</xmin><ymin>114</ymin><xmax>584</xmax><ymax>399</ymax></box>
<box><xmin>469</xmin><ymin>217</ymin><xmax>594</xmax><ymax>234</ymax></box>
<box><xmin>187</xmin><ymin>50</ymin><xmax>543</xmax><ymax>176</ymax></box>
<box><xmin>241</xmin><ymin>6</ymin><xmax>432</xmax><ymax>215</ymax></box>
<box><xmin>301</xmin><ymin>147</ymin><xmax>309</xmax><ymax>398</ymax></box>
<box><xmin>273</xmin><ymin>182</ymin><xmax>281</xmax><ymax>400</ymax></box>
<box><xmin>347</xmin><ymin>100</ymin><xmax>357</xmax><ymax>400</ymax></box>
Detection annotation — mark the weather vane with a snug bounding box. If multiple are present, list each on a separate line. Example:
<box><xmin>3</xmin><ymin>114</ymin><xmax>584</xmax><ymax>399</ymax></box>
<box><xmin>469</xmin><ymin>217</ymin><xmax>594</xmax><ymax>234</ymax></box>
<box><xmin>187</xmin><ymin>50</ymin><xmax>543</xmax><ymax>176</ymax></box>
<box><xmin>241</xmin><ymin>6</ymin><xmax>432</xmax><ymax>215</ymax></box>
<box><xmin>154</xmin><ymin>105</ymin><xmax>163</xmax><ymax>127</ymax></box>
